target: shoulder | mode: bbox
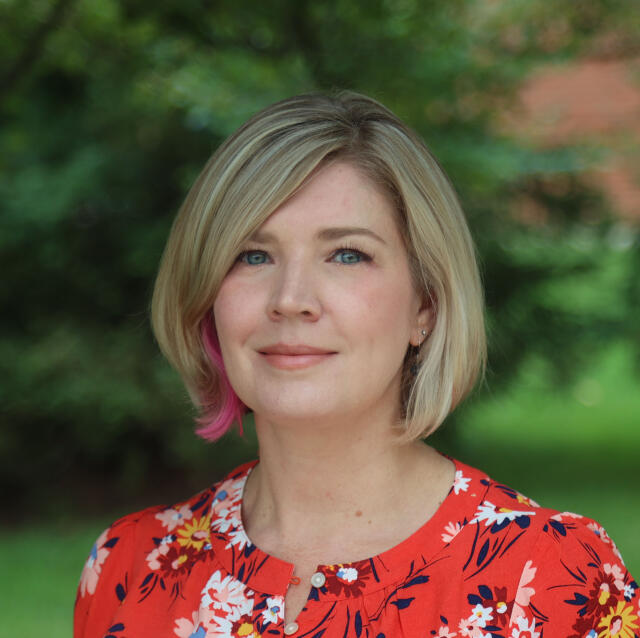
[74,460,256,638]
[453,461,638,635]
[80,459,256,579]
[478,470,627,562]
[74,504,163,637]
[463,463,630,567]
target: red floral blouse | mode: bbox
[74,456,638,638]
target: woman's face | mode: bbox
[213,161,432,430]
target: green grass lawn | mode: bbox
[0,520,111,637]
[2,346,638,636]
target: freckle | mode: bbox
[355,510,362,517]
[367,519,372,525]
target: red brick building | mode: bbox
[504,54,640,220]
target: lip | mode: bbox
[259,352,336,370]
[257,344,337,370]
[258,343,336,355]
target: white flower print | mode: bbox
[442,521,463,543]
[436,626,457,637]
[469,603,493,628]
[336,567,358,583]
[457,617,490,638]
[613,544,623,562]
[146,542,170,570]
[208,606,256,638]
[457,618,476,637]
[156,504,193,532]
[200,570,253,614]
[210,474,247,538]
[604,563,626,591]
[549,511,581,521]
[510,615,540,638]
[225,527,252,551]
[212,512,242,535]
[471,501,536,527]
[261,596,285,624]
[210,478,244,519]
[173,609,215,638]
[145,533,174,569]
[587,521,609,537]
[79,528,111,596]
[586,521,623,560]
[452,470,471,495]
[624,583,637,601]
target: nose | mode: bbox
[266,258,321,321]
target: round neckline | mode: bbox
[208,454,491,598]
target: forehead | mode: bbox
[249,161,403,244]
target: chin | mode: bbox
[252,400,344,429]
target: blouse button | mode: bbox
[310,571,326,587]
[284,621,299,635]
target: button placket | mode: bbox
[281,570,326,636]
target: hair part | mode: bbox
[150,91,486,442]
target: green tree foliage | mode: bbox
[1,0,637,512]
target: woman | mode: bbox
[75,92,638,638]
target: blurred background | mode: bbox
[1,0,638,634]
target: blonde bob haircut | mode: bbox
[151,91,486,443]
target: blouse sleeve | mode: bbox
[507,512,639,637]
[73,515,138,638]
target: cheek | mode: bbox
[359,277,414,334]
[347,277,414,366]
[212,279,258,347]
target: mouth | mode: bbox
[258,352,336,370]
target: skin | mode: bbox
[213,161,455,625]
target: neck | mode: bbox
[241,409,452,560]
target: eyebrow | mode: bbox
[247,226,388,246]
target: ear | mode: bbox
[411,289,436,346]
[416,290,437,334]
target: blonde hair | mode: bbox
[151,91,486,442]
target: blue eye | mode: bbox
[333,247,370,264]
[237,250,268,265]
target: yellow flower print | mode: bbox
[233,620,261,637]
[515,493,539,507]
[598,582,613,607]
[177,514,211,551]
[598,601,638,638]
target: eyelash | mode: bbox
[235,243,373,266]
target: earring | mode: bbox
[410,330,427,377]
